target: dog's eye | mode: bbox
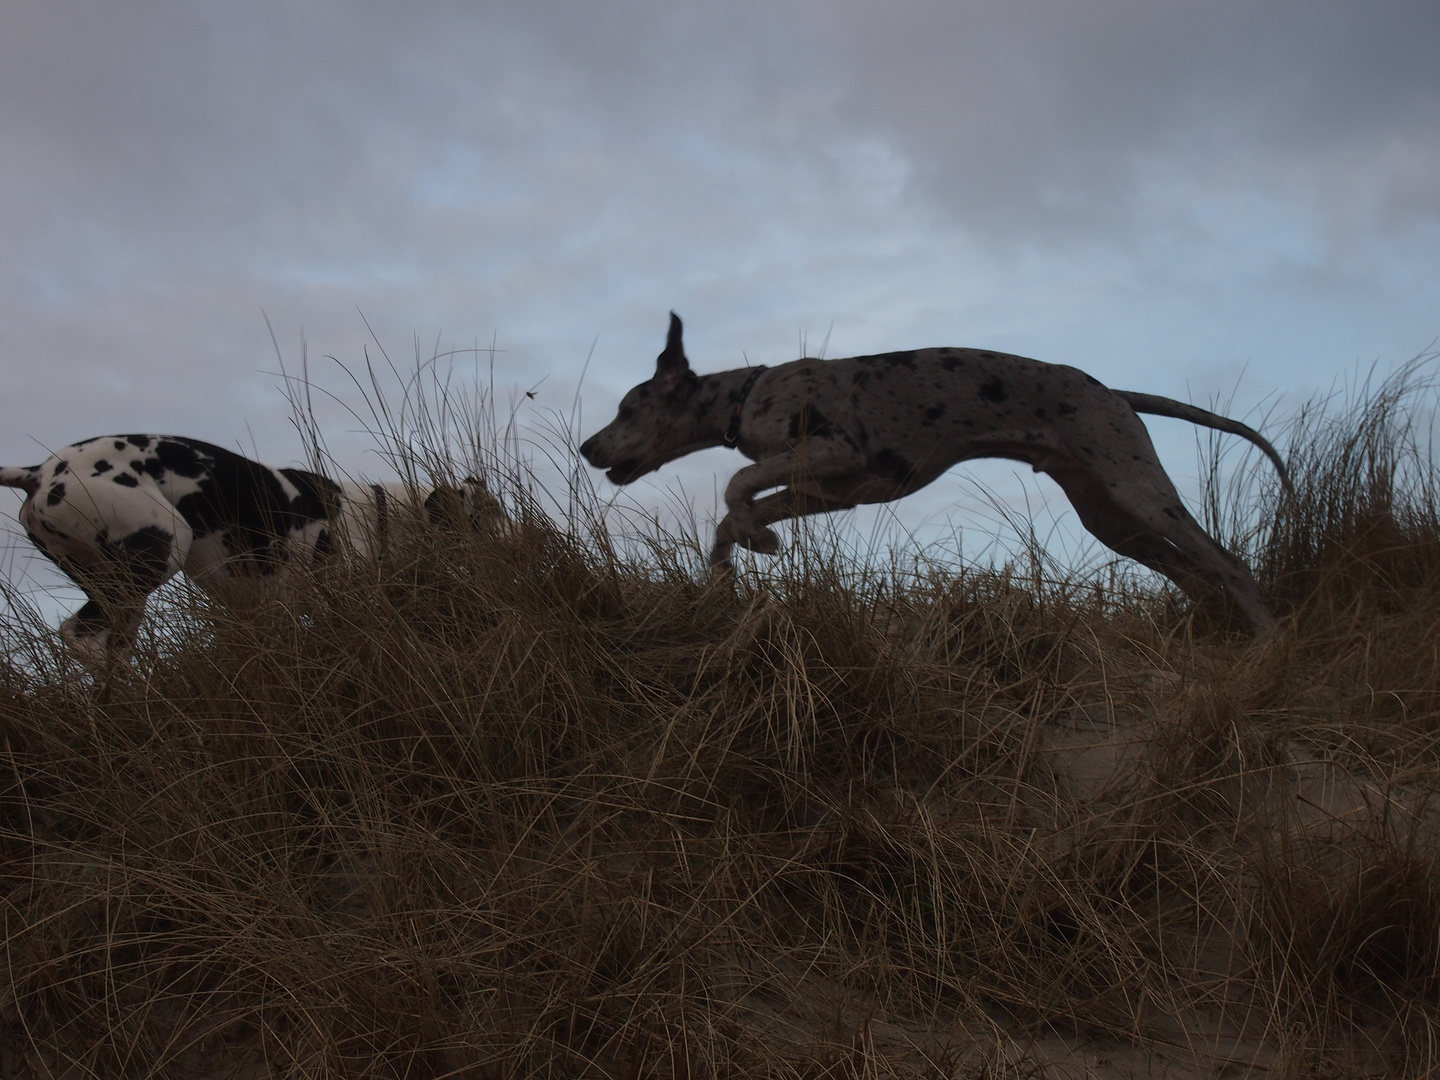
[617,406,634,421]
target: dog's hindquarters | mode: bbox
[2,438,525,664]
[17,468,194,662]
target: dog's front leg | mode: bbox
[711,443,865,568]
[60,599,148,668]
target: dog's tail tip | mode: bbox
[1274,459,1296,496]
[0,466,42,495]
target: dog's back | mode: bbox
[736,348,1140,496]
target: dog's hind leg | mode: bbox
[24,477,194,663]
[58,520,193,662]
[1046,460,1276,635]
[60,597,150,668]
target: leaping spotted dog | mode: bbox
[1,435,497,663]
[581,313,1289,636]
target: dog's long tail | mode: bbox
[1116,391,1292,493]
[0,466,41,496]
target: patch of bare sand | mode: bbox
[980,698,1423,1079]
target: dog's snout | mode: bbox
[579,434,600,463]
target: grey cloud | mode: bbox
[1,2,827,318]
[807,0,1440,238]
[2,1,1436,444]
[6,1,1437,281]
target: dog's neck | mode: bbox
[693,365,769,447]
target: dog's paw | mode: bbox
[717,513,779,555]
[708,555,737,585]
[60,623,114,670]
[709,536,736,568]
[736,526,780,554]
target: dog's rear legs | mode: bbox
[1046,463,1277,636]
[31,482,196,665]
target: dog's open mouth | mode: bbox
[606,461,649,485]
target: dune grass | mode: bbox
[2,358,1440,1078]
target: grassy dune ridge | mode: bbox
[1,357,1439,1078]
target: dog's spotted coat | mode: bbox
[1,435,492,662]
[581,313,1289,635]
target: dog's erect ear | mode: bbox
[654,311,693,395]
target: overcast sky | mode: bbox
[3,2,1439,608]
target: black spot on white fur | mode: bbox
[108,525,176,591]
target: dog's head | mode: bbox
[580,312,712,485]
[423,476,507,530]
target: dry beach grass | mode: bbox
[2,357,1439,1077]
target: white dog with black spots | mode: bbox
[2,435,496,663]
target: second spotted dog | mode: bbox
[1,434,498,663]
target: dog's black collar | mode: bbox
[722,365,767,448]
